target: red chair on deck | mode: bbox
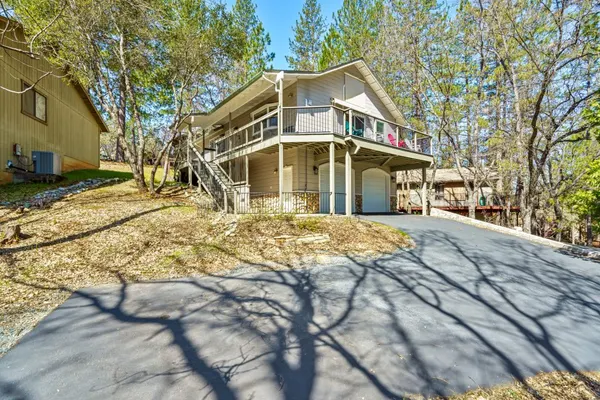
[388,133,409,149]
[387,133,397,147]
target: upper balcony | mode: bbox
[213,105,432,160]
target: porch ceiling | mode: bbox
[215,134,432,171]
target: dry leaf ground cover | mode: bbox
[416,370,600,400]
[0,178,411,355]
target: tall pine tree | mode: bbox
[230,0,274,87]
[286,0,326,71]
[318,0,382,69]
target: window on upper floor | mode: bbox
[22,81,47,123]
[252,103,278,135]
[344,73,365,108]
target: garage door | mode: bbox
[362,168,389,213]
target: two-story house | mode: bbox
[1,16,108,184]
[180,59,433,215]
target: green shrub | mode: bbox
[296,217,321,232]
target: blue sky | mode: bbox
[225,0,344,69]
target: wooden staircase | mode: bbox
[188,143,235,212]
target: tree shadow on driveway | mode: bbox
[1,227,599,399]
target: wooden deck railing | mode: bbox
[214,109,279,157]
[213,105,432,160]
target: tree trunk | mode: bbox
[553,199,564,242]
[115,137,122,162]
[521,205,533,234]
[504,198,511,227]
[468,194,476,219]
[587,214,593,247]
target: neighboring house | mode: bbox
[0,17,108,184]
[180,59,434,214]
[397,168,520,218]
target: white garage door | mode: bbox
[362,169,389,213]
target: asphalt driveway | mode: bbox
[1,215,599,399]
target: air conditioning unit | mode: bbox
[32,151,61,175]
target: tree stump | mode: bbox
[1,225,21,244]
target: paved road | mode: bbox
[1,216,599,399]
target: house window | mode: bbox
[434,183,445,200]
[344,73,365,107]
[22,81,47,123]
[376,121,384,143]
[252,103,278,136]
[349,115,365,137]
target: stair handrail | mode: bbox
[189,143,230,189]
[214,162,235,186]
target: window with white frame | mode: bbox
[344,73,365,107]
[375,120,384,142]
[434,183,445,200]
[252,103,278,136]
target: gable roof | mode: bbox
[185,58,408,129]
[1,16,109,132]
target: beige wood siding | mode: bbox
[295,146,319,191]
[248,148,298,192]
[203,83,298,145]
[296,65,395,121]
[1,26,102,183]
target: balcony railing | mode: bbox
[213,105,432,159]
[281,106,346,135]
[282,106,431,154]
[214,109,279,157]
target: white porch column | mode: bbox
[278,142,284,212]
[277,73,284,212]
[345,146,352,216]
[329,141,336,215]
[348,110,353,136]
[187,125,192,187]
[421,167,427,216]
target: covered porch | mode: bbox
[222,136,431,215]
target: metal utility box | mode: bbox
[32,151,61,175]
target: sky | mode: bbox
[225,0,344,69]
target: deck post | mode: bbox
[345,146,352,216]
[187,125,192,188]
[330,141,336,215]
[233,189,238,215]
[348,110,353,136]
[278,142,284,212]
[277,72,284,212]
[421,167,427,216]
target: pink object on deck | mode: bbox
[387,133,397,146]
[388,133,409,148]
